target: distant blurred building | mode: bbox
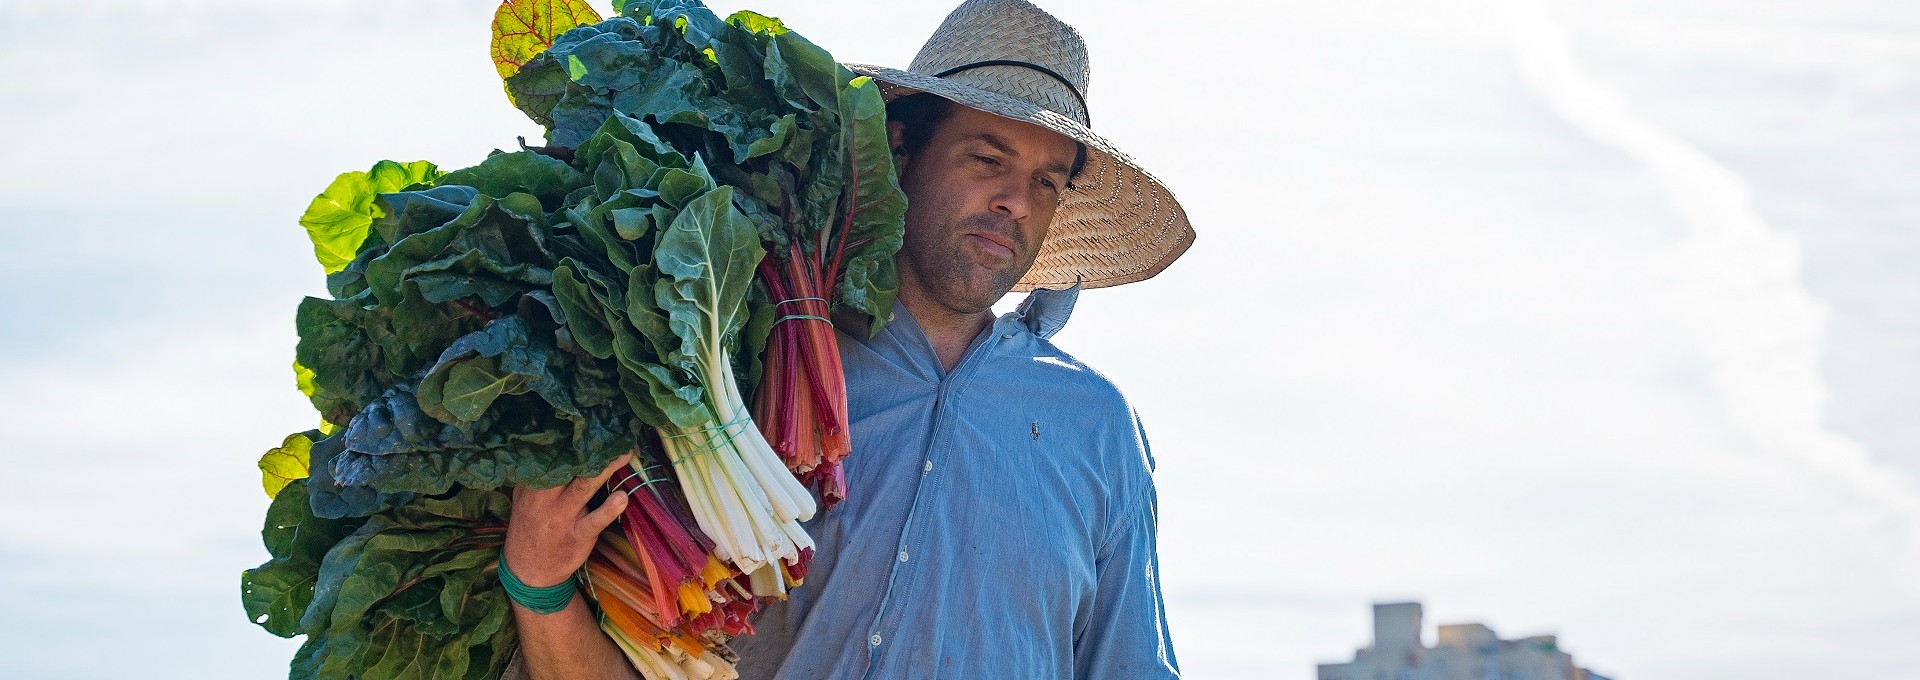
[1317,602,1613,680]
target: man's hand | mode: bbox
[503,454,644,680]
[504,454,632,587]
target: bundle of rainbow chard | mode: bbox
[240,1,903,678]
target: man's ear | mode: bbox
[886,120,907,157]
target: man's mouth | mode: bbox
[967,232,1016,259]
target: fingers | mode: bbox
[581,490,628,534]
[593,453,635,485]
[565,454,634,500]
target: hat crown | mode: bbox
[906,0,1091,126]
[843,0,1194,290]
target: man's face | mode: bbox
[890,104,1079,316]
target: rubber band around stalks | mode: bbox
[663,414,754,465]
[772,297,832,327]
[610,467,677,493]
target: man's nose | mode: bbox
[987,175,1031,223]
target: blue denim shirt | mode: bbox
[732,287,1180,679]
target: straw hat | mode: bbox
[845,0,1194,291]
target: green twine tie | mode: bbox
[666,413,750,465]
[497,549,576,615]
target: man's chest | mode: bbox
[728,322,1154,679]
[795,375,1115,674]
[843,385,1107,566]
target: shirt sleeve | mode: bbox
[1073,480,1181,679]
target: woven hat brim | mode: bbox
[845,63,1194,292]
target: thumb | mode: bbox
[581,491,628,535]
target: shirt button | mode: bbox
[898,550,910,562]
[923,460,933,473]
[870,634,883,647]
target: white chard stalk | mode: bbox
[663,348,815,592]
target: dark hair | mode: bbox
[886,93,956,157]
[885,92,1088,181]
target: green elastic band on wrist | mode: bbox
[498,549,577,615]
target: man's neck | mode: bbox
[897,287,995,373]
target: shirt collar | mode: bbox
[852,283,1083,382]
[1010,282,1081,340]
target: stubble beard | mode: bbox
[900,212,1039,316]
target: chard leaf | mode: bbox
[364,193,553,309]
[293,360,319,398]
[829,75,906,332]
[241,479,367,638]
[437,151,587,211]
[417,315,573,428]
[294,295,394,426]
[611,321,707,429]
[651,186,762,376]
[763,29,838,112]
[308,431,414,520]
[426,358,530,427]
[341,384,446,459]
[337,381,627,495]
[491,0,603,103]
[257,432,313,498]
[578,111,686,168]
[741,282,775,392]
[405,250,548,308]
[299,161,443,274]
[724,9,785,36]
[551,262,618,359]
[654,166,710,208]
[372,185,479,245]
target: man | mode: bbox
[502,0,1194,677]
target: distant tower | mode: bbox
[1373,602,1424,652]
[1317,601,1613,680]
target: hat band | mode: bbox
[931,59,1090,126]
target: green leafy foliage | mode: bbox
[652,185,764,381]
[297,489,515,680]
[249,1,908,677]
[831,75,908,327]
[491,0,603,105]
[242,479,367,638]
[504,1,905,332]
[258,432,314,498]
[299,161,444,274]
[242,479,514,679]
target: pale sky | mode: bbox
[1,0,1916,678]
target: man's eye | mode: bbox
[1038,177,1058,191]
[972,154,999,166]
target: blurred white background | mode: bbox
[1,0,1915,678]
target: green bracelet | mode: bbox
[497,549,577,615]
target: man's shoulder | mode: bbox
[1004,334,1160,488]
[993,333,1139,423]
[1013,331,1117,382]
